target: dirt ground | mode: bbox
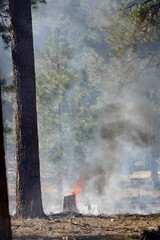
[12,213,160,240]
[10,171,160,239]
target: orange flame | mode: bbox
[68,174,87,196]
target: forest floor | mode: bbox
[11,213,160,240]
[10,171,160,239]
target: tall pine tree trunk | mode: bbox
[0,86,12,239]
[9,0,45,218]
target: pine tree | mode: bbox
[9,0,45,218]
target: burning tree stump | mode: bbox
[63,194,79,213]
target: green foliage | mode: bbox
[0,0,47,47]
[36,28,76,115]
[128,0,160,40]
[127,0,160,23]
[31,0,46,6]
[36,25,101,177]
[73,70,99,143]
[0,0,10,47]
[107,1,160,57]
[36,29,76,172]
[0,78,15,92]
[3,123,12,134]
[0,78,15,138]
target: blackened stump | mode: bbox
[63,195,79,213]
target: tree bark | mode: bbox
[0,86,12,239]
[9,0,45,218]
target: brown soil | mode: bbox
[12,213,160,240]
[10,171,160,239]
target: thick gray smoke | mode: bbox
[32,1,160,215]
[77,87,159,214]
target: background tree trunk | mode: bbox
[149,92,160,190]
[9,0,45,218]
[0,86,12,239]
[150,117,160,189]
